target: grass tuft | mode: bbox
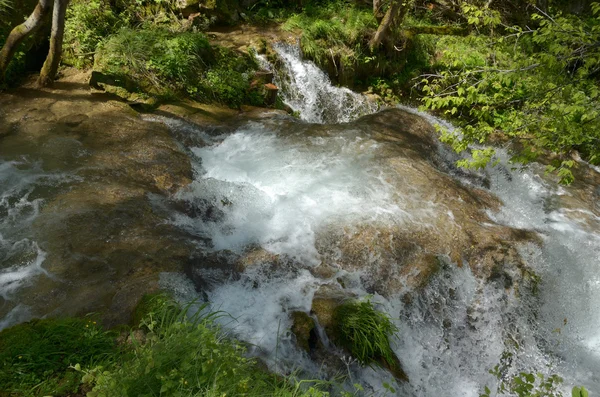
[333,299,398,367]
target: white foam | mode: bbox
[273,43,378,124]
[175,122,432,265]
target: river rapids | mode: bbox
[0,44,599,396]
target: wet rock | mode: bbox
[184,251,238,293]
[58,113,89,127]
[253,70,274,85]
[310,286,409,383]
[310,284,352,332]
[289,108,543,297]
[290,311,317,353]
[0,71,194,325]
[235,247,281,272]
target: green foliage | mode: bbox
[64,0,122,68]
[0,296,338,397]
[284,2,378,84]
[481,352,589,397]
[0,0,12,14]
[95,27,261,107]
[333,299,398,367]
[419,4,600,183]
[80,298,331,397]
[282,1,433,90]
[572,386,589,397]
[0,317,117,396]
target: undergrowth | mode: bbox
[0,316,118,396]
[94,28,263,107]
[282,1,434,96]
[0,294,334,397]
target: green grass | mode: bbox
[94,27,264,107]
[0,294,335,397]
[0,316,118,396]
[332,299,398,367]
[281,1,434,94]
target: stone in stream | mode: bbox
[309,285,409,382]
[290,311,317,353]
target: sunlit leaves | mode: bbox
[419,6,600,183]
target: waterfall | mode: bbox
[268,43,378,124]
[157,45,600,395]
[0,40,597,397]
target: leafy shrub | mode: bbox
[0,317,117,396]
[95,28,213,96]
[64,0,122,68]
[419,7,600,182]
[332,299,398,367]
[95,27,261,107]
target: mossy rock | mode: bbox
[290,311,316,353]
[332,300,409,382]
[311,291,409,383]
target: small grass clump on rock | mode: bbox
[333,299,398,367]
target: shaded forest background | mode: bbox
[1,0,599,179]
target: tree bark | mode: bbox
[38,0,69,87]
[369,0,411,52]
[0,0,52,80]
[373,0,384,23]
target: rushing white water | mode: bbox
[484,153,600,391]
[172,122,435,266]
[270,43,378,124]
[155,45,600,396]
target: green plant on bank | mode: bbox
[283,2,376,83]
[282,1,434,91]
[94,27,262,107]
[0,294,341,397]
[77,295,333,397]
[333,299,398,368]
[64,0,122,68]
[419,3,600,184]
[0,316,118,396]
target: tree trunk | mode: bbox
[373,0,384,22]
[38,0,69,87]
[369,0,411,52]
[0,0,52,79]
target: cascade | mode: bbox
[267,43,378,124]
[161,45,600,395]
[0,43,598,397]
